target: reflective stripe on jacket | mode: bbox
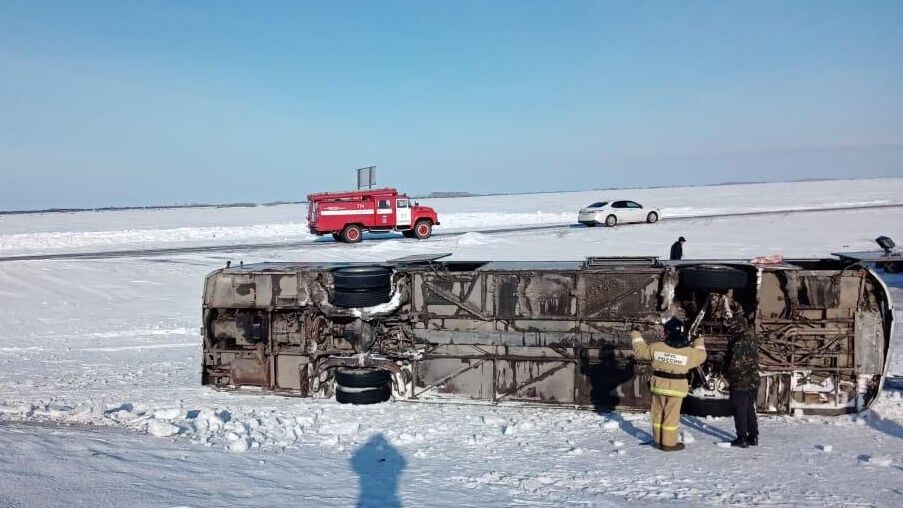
[631,330,707,398]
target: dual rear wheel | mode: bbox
[331,266,392,308]
[335,367,392,405]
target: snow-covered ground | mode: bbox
[1,177,901,256]
[1,179,902,507]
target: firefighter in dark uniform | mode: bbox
[725,312,760,447]
[631,318,706,451]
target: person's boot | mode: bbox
[747,433,758,446]
[660,442,685,452]
[730,437,749,448]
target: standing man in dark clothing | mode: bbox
[670,237,686,260]
[725,312,760,448]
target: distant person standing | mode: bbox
[670,237,686,260]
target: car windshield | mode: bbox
[586,202,608,208]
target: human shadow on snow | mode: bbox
[599,410,653,444]
[680,415,735,442]
[350,433,407,508]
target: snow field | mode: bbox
[4,395,901,506]
[0,179,902,506]
[1,178,901,256]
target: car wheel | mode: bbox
[335,367,392,388]
[681,395,733,417]
[646,212,658,224]
[335,383,391,405]
[680,265,748,292]
[341,224,363,243]
[605,215,617,227]
[413,220,432,239]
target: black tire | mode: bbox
[335,367,391,388]
[681,395,733,417]
[646,212,658,224]
[413,220,432,239]
[680,265,748,292]
[335,383,391,405]
[333,266,391,289]
[401,230,416,238]
[331,233,341,242]
[341,224,363,243]
[605,215,617,227]
[332,287,391,308]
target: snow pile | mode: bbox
[148,420,180,437]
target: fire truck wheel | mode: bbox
[331,233,341,242]
[335,383,391,405]
[332,266,391,289]
[335,367,391,388]
[341,224,363,243]
[413,220,432,240]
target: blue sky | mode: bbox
[1,1,901,209]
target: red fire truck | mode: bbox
[307,188,440,243]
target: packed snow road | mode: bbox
[1,179,902,507]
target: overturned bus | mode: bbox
[201,253,896,416]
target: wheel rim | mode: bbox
[417,224,429,237]
[347,228,359,241]
[606,216,616,226]
[649,213,657,222]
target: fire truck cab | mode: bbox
[307,188,440,243]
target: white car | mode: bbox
[577,200,660,227]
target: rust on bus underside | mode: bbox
[200,255,895,415]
